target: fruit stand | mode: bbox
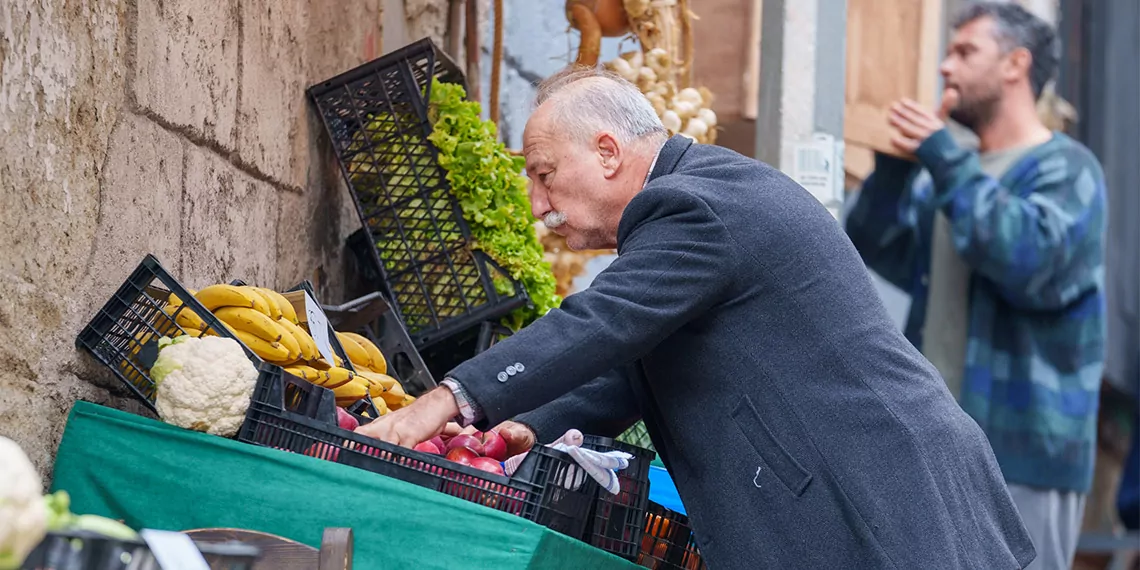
[48,402,639,569]
[2,8,712,566]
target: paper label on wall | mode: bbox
[792,133,844,209]
[140,529,210,570]
[304,290,337,365]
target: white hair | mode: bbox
[534,66,667,148]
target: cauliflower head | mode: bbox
[152,335,259,437]
[0,436,47,570]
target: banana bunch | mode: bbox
[159,284,371,410]
[330,331,417,413]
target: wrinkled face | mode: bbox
[523,103,628,251]
[940,17,1010,131]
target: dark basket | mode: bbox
[417,320,513,380]
[22,529,260,570]
[581,435,655,561]
[75,255,262,411]
[237,364,597,538]
[313,39,530,349]
[638,502,707,570]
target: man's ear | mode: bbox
[1005,47,1033,84]
[596,132,622,179]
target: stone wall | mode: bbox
[0,0,450,482]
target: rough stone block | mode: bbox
[305,0,383,84]
[134,0,239,149]
[275,114,362,301]
[85,114,186,297]
[181,146,279,289]
[237,0,309,189]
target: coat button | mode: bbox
[506,365,518,376]
[921,274,930,286]
[514,362,525,373]
[497,372,508,383]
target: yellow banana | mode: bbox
[356,370,398,391]
[284,365,328,384]
[323,366,356,389]
[339,332,387,375]
[214,307,283,343]
[178,327,205,337]
[335,332,373,369]
[266,289,299,324]
[272,320,302,361]
[277,318,317,360]
[332,377,369,404]
[232,329,290,362]
[172,306,208,331]
[194,284,259,312]
[166,289,195,310]
[379,381,408,408]
[355,373,387,398]
[248,287,282,320]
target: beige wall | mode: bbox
[0,0,451,482]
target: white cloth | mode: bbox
[502,429,633,495]
[1007,483,1086,570]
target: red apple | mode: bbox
[480,430,508,461]
[445,434,484,456]
[413,441,441,455]
[336,408,359,431]
[446,446,478,466]
[304,442,340,462]
[470,456,505,476]
[429,436,446,452]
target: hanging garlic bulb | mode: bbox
[607,57,636,82]
[646,48,670,76]
[646,92,668,116]
[660,109,682,133]
[697,107,718,128]
[682,117,709,138]
[672,100,698,120]
[637,67,657,90]
[676,87,703,106]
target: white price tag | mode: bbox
[140,529,210,570]
[304,290,338,365]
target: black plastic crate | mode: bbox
[638,502,706,570]
[417,320,514,380]
[581,436,655,561]
[314,39,530,349]
[237,364,597,538]
[22,529,260,570]
[75,255,262,411]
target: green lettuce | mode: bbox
[426,79,561,330]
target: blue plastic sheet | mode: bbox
[647,465,687,515]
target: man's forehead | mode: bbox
[953,17,996,46]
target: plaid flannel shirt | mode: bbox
[846,128,1107,493]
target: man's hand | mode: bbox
[354,387,459,448]
[888,90,958,155]
[493,421,537,458]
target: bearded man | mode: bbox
[846,3,1107,569]
[357,60,1037,567]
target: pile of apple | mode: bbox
[413,429,508,476]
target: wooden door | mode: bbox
[844,0,944,177]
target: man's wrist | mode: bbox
[440,378,483,427]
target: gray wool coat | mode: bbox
[448,136,1037,569]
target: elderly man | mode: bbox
[357,66,1036,568]
[846,5,1107,569]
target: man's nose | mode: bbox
[939,58,953,79]
[530,188,551,219]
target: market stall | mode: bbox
[2,1,718,565]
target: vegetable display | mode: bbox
[427,78,561,330]
[1,437,138,570]
[159,283,415,418]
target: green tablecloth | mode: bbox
[50,402,639,570]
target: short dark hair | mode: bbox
[953,2,1059,99]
